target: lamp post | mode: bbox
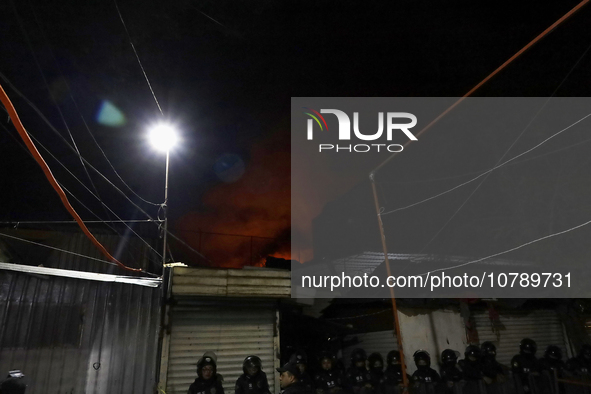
[148,124,178,267]
[149,123,179,391]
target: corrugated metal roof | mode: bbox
[172,267,290,297]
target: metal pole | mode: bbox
[158,149,172,390]
[370,174,409,391]
[162,149,170,266]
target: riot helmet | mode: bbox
[387,350,401,366]
[414,350,431,368]
[465,345,481,361]
[481,342,497,357]
[441,349,458,366]
[580,344,591,360]
[292,350,308,366]
[368,353,384,370]
[544,345,562,360]
[197,351,218,379]
[351,348,367,368]
[243,355,262,375]
[520,338,537,356]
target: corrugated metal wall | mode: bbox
[165,298,279,394]
[0,230,163,393]
[473,309,568,367]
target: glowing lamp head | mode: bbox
[148,124,178,152]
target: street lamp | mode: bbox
[148,123,179,267]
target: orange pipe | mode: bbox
[0,83,142,273]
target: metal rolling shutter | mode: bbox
[343,330,398,368]
[473,309,568,367]
[166,299,278,394]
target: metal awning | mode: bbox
[0,261,161,287]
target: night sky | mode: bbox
[1,0,590,268]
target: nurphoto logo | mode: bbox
[303,107,417,153]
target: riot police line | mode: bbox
[183,340,591,394]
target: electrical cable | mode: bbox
[381,110,591,216]
[0,121,163,263]
[27,0,161,207]
[0,70,160,225]
[369,4,590,379]
[0,83,144,273]
[11,0,116,228]
[377,134,591,186]
[0,232,119,268]
[370,0,590,176]
[113,0,163,116]
[417,40,591,253]
[0,78,211,263]
[416,214,591,277]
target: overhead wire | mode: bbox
[416,214,591,277]
[0,71,160,226]
[0,232,160,278]
[0,120,164,264]
[26,0,161,208]
[0,83,146,274]
[381,110,591,216]
[11,0,116,229]
[416,39,591,253]
[369,0,590,176]
[0,71,212,264]
[112,0,163,116]
[377,134,591,186]
[0,232,118,268]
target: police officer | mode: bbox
[368,353,384,392]
[315,352,347,394]
[347,349,372,394]
[278,361,314,394]
[411,350,440,387]
[290,350,314,390]
[235,356,271,394]
[539,346,565,375]
[511,338,540,393]
[188,352,225,394]
[381,351,407,394]
[458,345,482,381]
[480,342,505,384]
[539,346,566,393]
[566,344,591,377]
[0,371,26,394]
[440,349,463,391]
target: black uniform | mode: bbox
[411,367,441,385]
[235,371,271,394]
[190,352,225,394]
[290,351,314,391]
[347,366,372,393]
[188,376,225,394]
[440,349,463,391]
[511,339,539,393]
[566,345,591,377]
[539,346,565,378]
[480,342,505,383]
[347,349,372,394]
[284,382,315,394]
[368,353,385,393]
[411,350,440,386]
[299,372,315,391]
[380,351,407,394]
[458,346,482,381]
[315,369,347,394]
